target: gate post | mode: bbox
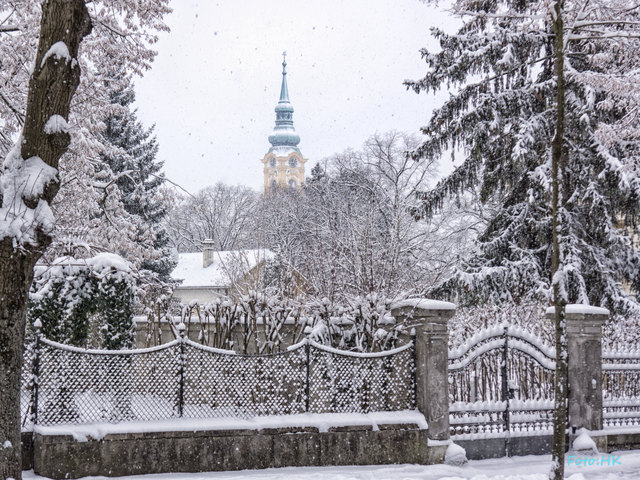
[391,299,456,441]
[546,304,608,431]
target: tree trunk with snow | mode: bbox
[550,1,568,479]
[0,1,91,478]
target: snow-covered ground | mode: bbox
[23,449,640,480]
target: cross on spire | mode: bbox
[282,51,287,75]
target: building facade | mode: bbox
[261,53,307,192]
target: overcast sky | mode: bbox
[134,0,455,194]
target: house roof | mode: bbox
[172,249,275,288]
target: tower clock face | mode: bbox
[269,158,276,168]
[288,157,298,167]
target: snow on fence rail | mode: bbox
[21,333,415,427]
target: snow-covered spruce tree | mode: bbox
[309,162,327,183]
[406,1,640,477]
[99,71,175,284]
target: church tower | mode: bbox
[262,53,307,192]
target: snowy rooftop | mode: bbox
[172,249,275,288]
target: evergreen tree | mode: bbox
[407,1,640,476]
[100,72,176,283]
[308,162,326,183]
[409,1,640,318]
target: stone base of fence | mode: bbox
[29,425,446,479]
[456,436,554,460]
[22,432,34,470]
[454,431,640,461]
[606,431,640,452]
[22,428,640,475]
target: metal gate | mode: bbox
[448,326,556,447]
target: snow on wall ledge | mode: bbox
[34,410,428,442]
[390,298,457,311]
[545,304,610,316]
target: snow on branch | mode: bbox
[0,25,20,33]
[40,41,71,68]
[43,115,70,135]
[0,140,58,244]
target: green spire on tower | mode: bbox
[268,51,301,153]
[279,51,290,103]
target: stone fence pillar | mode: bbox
[546,304,609,431]
[391,299,456,441]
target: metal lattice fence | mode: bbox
[21,337,35,429]
[182,341,308,418]
[21,333,415,426]
[308,341,415,413]
[37,339,181,425]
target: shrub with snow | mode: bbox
[29,254,136,349]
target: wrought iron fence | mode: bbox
[21,331,415,427]
[449,326,640,438]
[602,349,640,428]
